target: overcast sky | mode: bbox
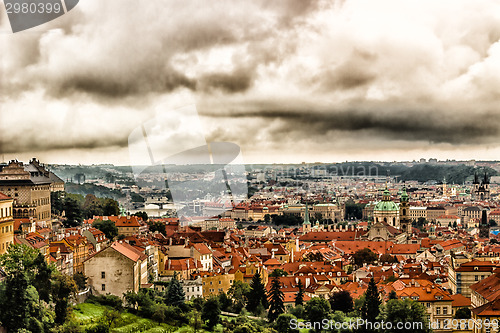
[2,0,500,165]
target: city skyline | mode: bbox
[3,0,500,165]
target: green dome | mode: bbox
[374,200,399,212]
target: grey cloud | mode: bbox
[203,105,500,146]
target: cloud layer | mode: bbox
[2,0,500,164]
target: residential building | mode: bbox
[84,241,148,297]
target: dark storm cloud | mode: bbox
[0,132,129,154]
[203,106,500,145]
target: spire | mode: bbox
[474,172,479,184]
[400,186,409,203]
[303,203,311,225]
[382,187,391,202]
[483,171,489,185]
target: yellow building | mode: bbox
[0,192,14,254]
[200,272,235,297]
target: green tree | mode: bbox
[353,248,378,267]
[166,272,185,306]
[304,298,331,332]
[102,198,120,216]
[218,292,233,312]
[380,298,431,333]
[189,309,203,333]
[361,277,381,324]
[329,290,353,313]
[0,271,31,332]
[454,307,471,319]
[33,252,54,302]
[228,280,250,312]
[274,313,299,333]
[148,220,166,235]
[267,276,285,322]
[202,296,221,330]
[73,272,88,290]
[295,280,304,306]
[247,271,267,313]
[83,194,104,218]
[269,269,288,277]
[64,196,84,227]
[52,273,78,324]
[388,290,398,300]
[93,219,118,240]
[0,243,39,276]
[133,211,148,221]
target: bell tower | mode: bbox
[399,186,411,240]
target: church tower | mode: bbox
[302,203,311,233]
[399,187,411,239]
[479,209,490,239]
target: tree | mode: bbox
[247,271,267,313]
[64,196,84,227]
[52,273,78,324]
[269,269,288,277]
[295,280,304,306]
[353,248,378,267]
[83,194,104,218]
[189,310,203,333]
[267,276,285,322]
[202,296,221,330]
[134,211,148,221]
[274,314,299,333]
[32,252,54,302]
[218,292,232,312]
[93,219,118,240]
[73,272,88,290]
[379,254,398,264]
[0,243,39,276]
[228,280,250,312]
[388,290,398,300]
[166,272,185,306]
[361,277,381,324]
[102,198,120,216]
[304,298,331,332]
[380,299,431,333]
[329,290,353,313]
[454,307,471,319]
[148,220,166,235]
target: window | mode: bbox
[443,307,448,315]
[436,307,440,315]
[475,275,479,281]
[101,272,105,279]
[219,280,221,284]
[426,303,430,308]
[101,284,106,291]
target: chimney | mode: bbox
[168,259,171,270]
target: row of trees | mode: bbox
[51,192,120,227]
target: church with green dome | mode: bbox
[373,188,400,228]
